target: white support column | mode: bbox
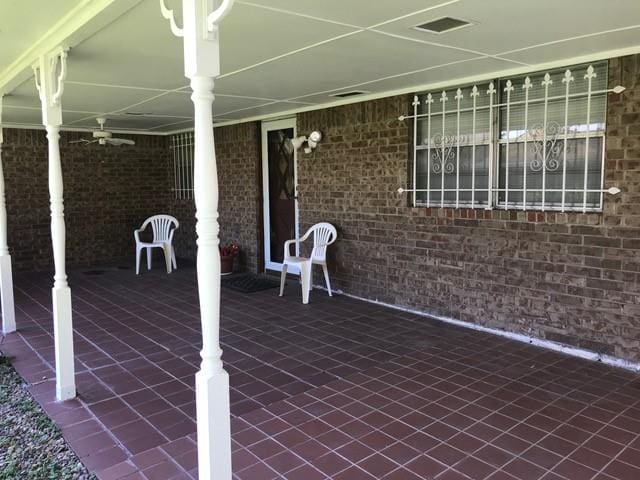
[34,50,75,401]
[160,1,234,479]
[0,96,16,335]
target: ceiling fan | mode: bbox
[70,117,135,146]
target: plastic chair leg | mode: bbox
[147,248,152,270]
[322,264,332,297]
[171,247,177,269]
[279,264,288,297]
[136,246,141,275]
[163,245,172,273]
[300,262,311,304]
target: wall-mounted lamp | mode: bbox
[290,131,322,154]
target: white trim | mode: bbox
[321,286,640,373]
[261,118,299,274]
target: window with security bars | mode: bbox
[409,61,612,212]
[171,132,194,200]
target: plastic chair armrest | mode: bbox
[283,239,297,259]
[299,230,312,242]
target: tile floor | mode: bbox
[1,266,639,480]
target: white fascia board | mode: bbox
[0,0,143,95]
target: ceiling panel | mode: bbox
[63,84,164,114]
[238,0,454,28]
[2,106,94,127]
[216,30,479,99]
[151,119,195,132]
[64,0,185,90]
[150,118,246,132]
[63,0,359,90]
[376,0,640,56]
[293,57,518,104]
[5,77,164,114]
[217,101,313,120]
[0,0,80,71]
[501,27,640,66]
[219,2,358,73]
[120,91,277,118]
[2,77,40,108]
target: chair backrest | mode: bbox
[308,222,337,261]
[141,215,179,242]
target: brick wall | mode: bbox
[2,121,262,274]
[169,122,262,272]
[1,129,171,272]
[296,54,640,364]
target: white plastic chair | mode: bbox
[279,222,337,304]
[134,215,179,274]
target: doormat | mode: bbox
[222,273,280,293]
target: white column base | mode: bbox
[196,368,231,480]
[0,254,15,334]
[52,286,75,401]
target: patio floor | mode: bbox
[1,265,640,480]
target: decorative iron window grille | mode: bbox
[408,61,614,212]
[171,132,194,200]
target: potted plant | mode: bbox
[219,243,239,275]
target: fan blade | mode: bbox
[105,137,135,146]
[68,138,93,144]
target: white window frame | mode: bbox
[407,61,621,213]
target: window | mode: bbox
[171,132,194,200]
[410,62,610,212]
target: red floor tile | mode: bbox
[5,266,640,479]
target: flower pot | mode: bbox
[220,255,234,275]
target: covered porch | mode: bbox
[3,266,640,479]
[1,0,640,479]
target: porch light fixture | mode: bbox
[290,131,322,154]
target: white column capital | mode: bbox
[33,49,68,127]
[160,0,234,79]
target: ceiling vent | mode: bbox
[414,17,471,34]
[329,90,369,98]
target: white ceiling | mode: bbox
[1,0,640,134]
[0,0,80,64]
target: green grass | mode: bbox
[0,356,97,480]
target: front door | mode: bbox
[261,118,299,273]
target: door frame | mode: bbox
[261,118,299,273]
